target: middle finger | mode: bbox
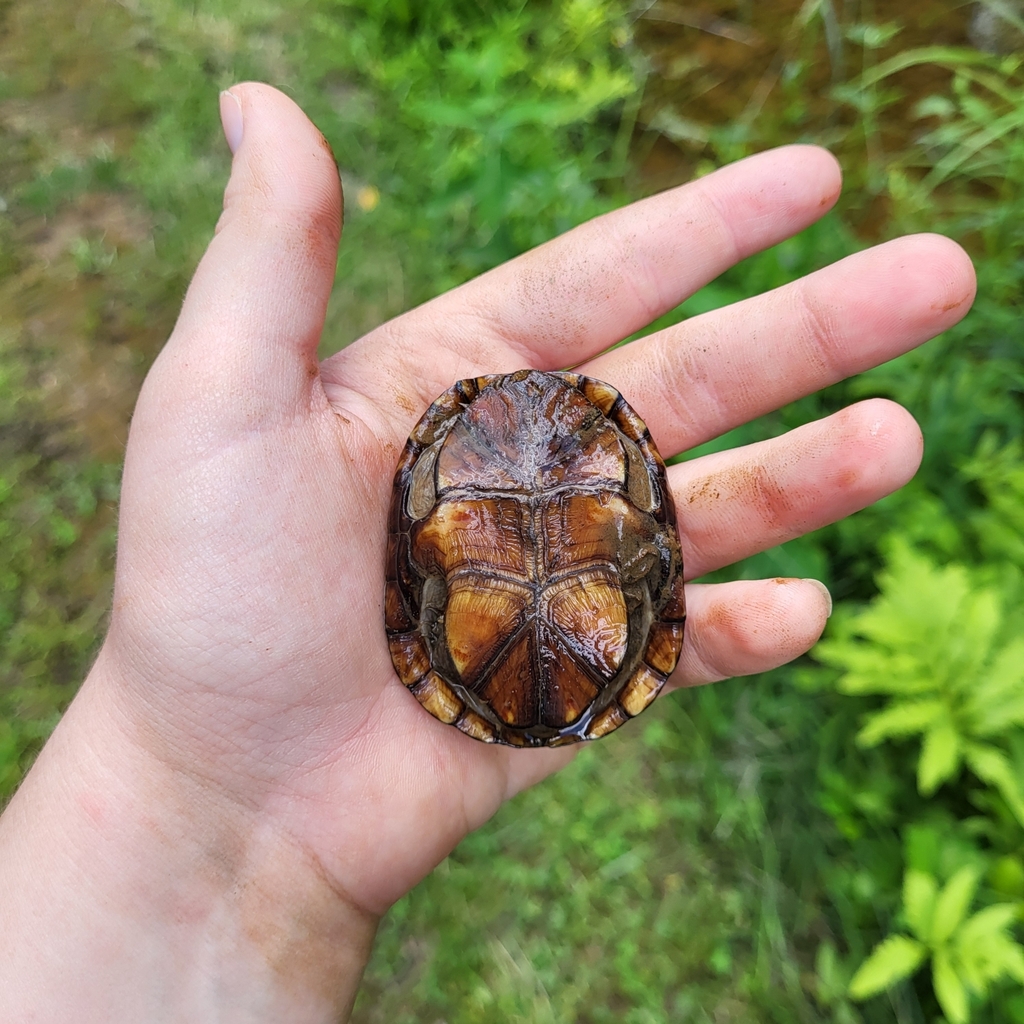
[584,233,974,457]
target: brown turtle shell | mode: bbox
[385,369,685,747]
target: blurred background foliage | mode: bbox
[2,0,1024,1019]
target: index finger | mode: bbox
[328,146,841,413]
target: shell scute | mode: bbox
[479,629,538,726]
[619,664,666,718]
[456,709,498,742]
[585,702,629,739]
[412,671,464,723]
[644,621,687,676]
[384,580,414,632]
[542,493,653,576]
[445,576,529,689]
[388,633,431,687]
[537,627,601,726]
[544,570,628,679]
[539,423,626,490]
[412,498,528,577]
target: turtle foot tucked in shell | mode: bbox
[385,369,685,747]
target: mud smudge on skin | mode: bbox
[937,290,974,313]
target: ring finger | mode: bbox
[666,397,921,579]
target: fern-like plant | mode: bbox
[849,866,1024,1022]
[815,541,1024,823]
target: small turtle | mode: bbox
[385,369,685,747]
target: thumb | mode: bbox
[141,83,342,435]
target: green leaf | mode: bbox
[932,866,980,946]
[818,545,1009,721]
[814,940,853,1004]
[923,104,1024,191]
[933,949,970,1024]
[958,903,1020,943]
[956,905,1024,989]
[857,699,944,747]
[827,646,937,696]
[857,45,993,90]
[848,935,928,999]
[967,638,1024,733]
[963,743,1024,828]
[954,586,1001,681]
[864,545,971,651]
[918,719,961,795]
[1000,939,1024,985]
[903,870,938,943]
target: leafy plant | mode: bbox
[289,0,640,323]
[810,940,863,1024]
[964,435,1024,568]
[849,865,1024,1022]
[817,542,1024,823]
[834,42,1024,263]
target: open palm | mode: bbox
[6,83,973,1019]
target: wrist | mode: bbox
[0,651,377,1023]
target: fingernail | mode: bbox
[219,90,243,154]
[803,578,833,619]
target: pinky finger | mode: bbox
[669,578,832,690]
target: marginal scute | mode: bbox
[549,731,585,747]
[384,580,414,632]
[456,710,498,742]
[645,621,685,676]
[579,376,620,415]
[412,671,464,723]
[661,571,687,623]
[613,401,650,443]
[392,444,420,481]
[388,633,431,687]
[585,703,629,739]
[620,665,666,717]
[385,369,685,747]
[424,388,464,426]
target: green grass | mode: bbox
[358,690,832,1023]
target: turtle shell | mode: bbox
[385,369,685,747]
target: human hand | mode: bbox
[0,83,975,1022]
